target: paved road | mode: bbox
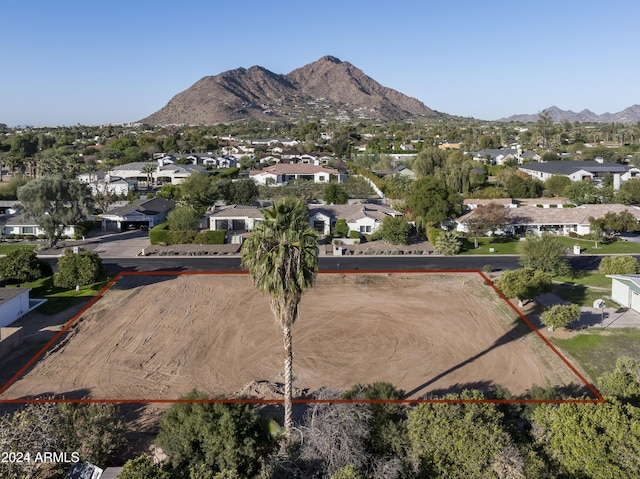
[40,254,622,274]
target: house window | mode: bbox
[22,226,34,234]
[359,225,372,233]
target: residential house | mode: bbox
[2,213,76,238]
[308,203,400,236]
[108,161,208,186]
[249,164,347,186]
[77,171,137,196]
[208,202,400,237]
[455,203,640,237]
[99,197,177,231]
[0,288,40,327]
[518,160,640,189]
[470,148,541,165]
[607,275,640,312]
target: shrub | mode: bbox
[334,219,349,238]
[426,226,442,245]
[0,249,52,285]
[54,249,108,288]
[195,230,226,245]
[149,223,170,245]
[483,264,494,273]
[349,230,360,239]
[599,256,640,274]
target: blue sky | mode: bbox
[2,0,638,126]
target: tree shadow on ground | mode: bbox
[402,318,535,400]
[109,272,183,290]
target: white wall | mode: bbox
[0,290,31,327]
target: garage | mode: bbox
[121,220,150,231]
[608,274,640,311]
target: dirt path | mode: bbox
[1,272,583,403]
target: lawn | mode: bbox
[459,236,640,255]
[552,329,640,382]
[22,276,111,315]
[459,237,521,255]
[551,282,615,308]
[0,243,37,255]
[553,271,611,289]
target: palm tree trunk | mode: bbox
[283,324,293,439]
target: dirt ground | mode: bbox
[1,273,584,403]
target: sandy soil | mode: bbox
[1,272,583,401]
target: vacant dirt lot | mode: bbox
[1,272,583,401]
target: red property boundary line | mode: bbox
[0,269,605,405]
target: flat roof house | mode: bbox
[249,164,346,186]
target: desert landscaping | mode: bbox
[1,272,586,402]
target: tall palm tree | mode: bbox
[240,198,319,439]
[141,163,156,189]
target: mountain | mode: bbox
[500,105,640,124]
[140,56,442,125]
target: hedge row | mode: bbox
[150,223,226,245]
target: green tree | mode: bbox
[56,402,125,465]
[505,175,540,198]
[519,234,570,276]
[464,215,491,249]
[617,177,640,205]
[540,303,581,331]
[532,400,640,478]
[544,175,572,197]
[598,356,640,402]
[179,171,217,212]
[54,248,108,288]
[17,176,93,248]
[240,198,319,438]
[564,181,601,204]
[155,390,272,477]
[590,210,639,233]
[329,464,365,479]
[228,178,259,205]
[498,268,552,307]
[435,230,463,255]
[167,204,201,231]
[0,249,52,286]
[599,256,640,274]
[380,216,409,245]
[406,176,463,225]
[333,218,349,238]
[323,183,348,204]
[412,147,446,177]
[407,390,513,479]
[118,455,172,479]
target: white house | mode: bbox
[2,214,76,238]
[108,162,208,186]
[208,202,399,237]
[308,203,400,235]
[0,288,33,327]
[455,203,640,237]
[100,197,177,231]
[608,275,640,312]
[78,171,137,196]
[249,164,346,186]
[518,160,640,189]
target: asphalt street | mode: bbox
[39,254,619,274]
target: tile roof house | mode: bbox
[455,203,640,237]
[249,164,347,186]
[209,202,399,236]
[2,213,76,238]
[470,148,541,165]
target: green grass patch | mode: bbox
[552,329,640,381]
[23,276,111,315]
[551,282,614,307]
[0,243,37,255]
[553,271,611,289]
[459,237,521,255]
[555,236,640,254]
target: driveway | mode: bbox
[534,292,640,329]
[38,230,150,259]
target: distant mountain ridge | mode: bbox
[140,56,443,125]
[500,105,640,124]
